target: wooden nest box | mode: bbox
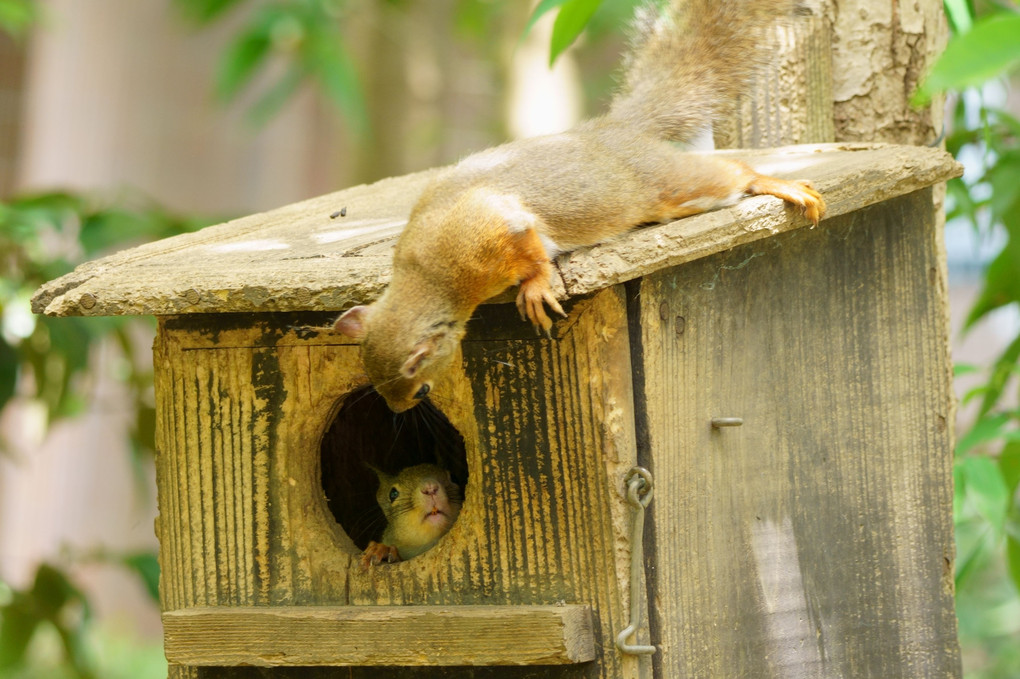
[33,144,963,678]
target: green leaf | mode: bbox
[0,0,37,38]
[174,0,246,23]
[0,337,17,414]
[122,553,160,603]
[246,65,305,128]
[217,26,273,101]
[987,149,1020,222]
[946,176,979,226]
[964,232,1020,330]
[957,413,1011,456]
[523,0,569,39]
[954,459,967,522]
[1000,441,1020,496]
[0,595,38,668]
[977,333,1020,417]
[942,0,973,34]
[79,210,153,256]
[454,0,504,41]
[961,454,1010,533]
[548,0,603,66]
[41,318,92,413]
[916,14,1020,102]
[961,382,990,407]
[1008,530,1020,595]
[31,564,77,618]
[305,33,368,136]
[954,520,995,588]
[990,107,1020,140]
[131,404,157,461]
[954,362,980,377]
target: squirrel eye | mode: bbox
[388,487,399,503]
[414,383,431,399]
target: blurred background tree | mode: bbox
[0,0,1017,677]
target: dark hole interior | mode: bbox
[319,386,468,551]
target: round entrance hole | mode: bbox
[320,385,468,552]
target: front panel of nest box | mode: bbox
[154,288,639,622]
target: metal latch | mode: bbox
[616,467,656,656]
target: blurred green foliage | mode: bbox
[176,0,635,131]
[0,562,166,679]
[0,192,205,676]
[1,192,207,454]
[173,0,369,130]
[0,564,93,677]
[922,0,1020,676]
[0,0,36,38]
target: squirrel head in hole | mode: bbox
[334,299,464,413]
[370,463,463,561]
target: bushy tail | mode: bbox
[607,0,796,143]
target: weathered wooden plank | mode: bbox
[635,189,959,677]
[32,144,959,318]
[163,605,595,666]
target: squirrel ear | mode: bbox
[401,342,434,378]
[334,305,371,339]
[364,463,387,482]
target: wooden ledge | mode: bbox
[32,143,960,318]
[162,604,596,667]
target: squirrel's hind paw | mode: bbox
[747,176,826,226]
[516,277,567,336]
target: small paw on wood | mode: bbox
[361,541,400,568]
[747,176,826,226]
[516,274,567,337]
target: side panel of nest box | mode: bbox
[634,189,959,677]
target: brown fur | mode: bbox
[336,0,825,412]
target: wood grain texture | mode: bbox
[153,289,645,678]
[32,145,958,319]
[162,605,595,666]
[634,189,959,677]
[715,14,835,148]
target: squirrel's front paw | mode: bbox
[516,277,567,337]
[361,541,400,568]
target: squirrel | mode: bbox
[335,0,826,413]
[360,463,463,567]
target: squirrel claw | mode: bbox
[516,277,565,336]
[747,176,827,227]
[361,541,400,569]
[787,180,825,226]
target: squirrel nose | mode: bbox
[421,482,439,496]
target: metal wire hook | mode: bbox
[616,466,656,656]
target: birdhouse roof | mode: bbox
[31,143,960,318]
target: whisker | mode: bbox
[347,507,388,544]
[341,383,380,409]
